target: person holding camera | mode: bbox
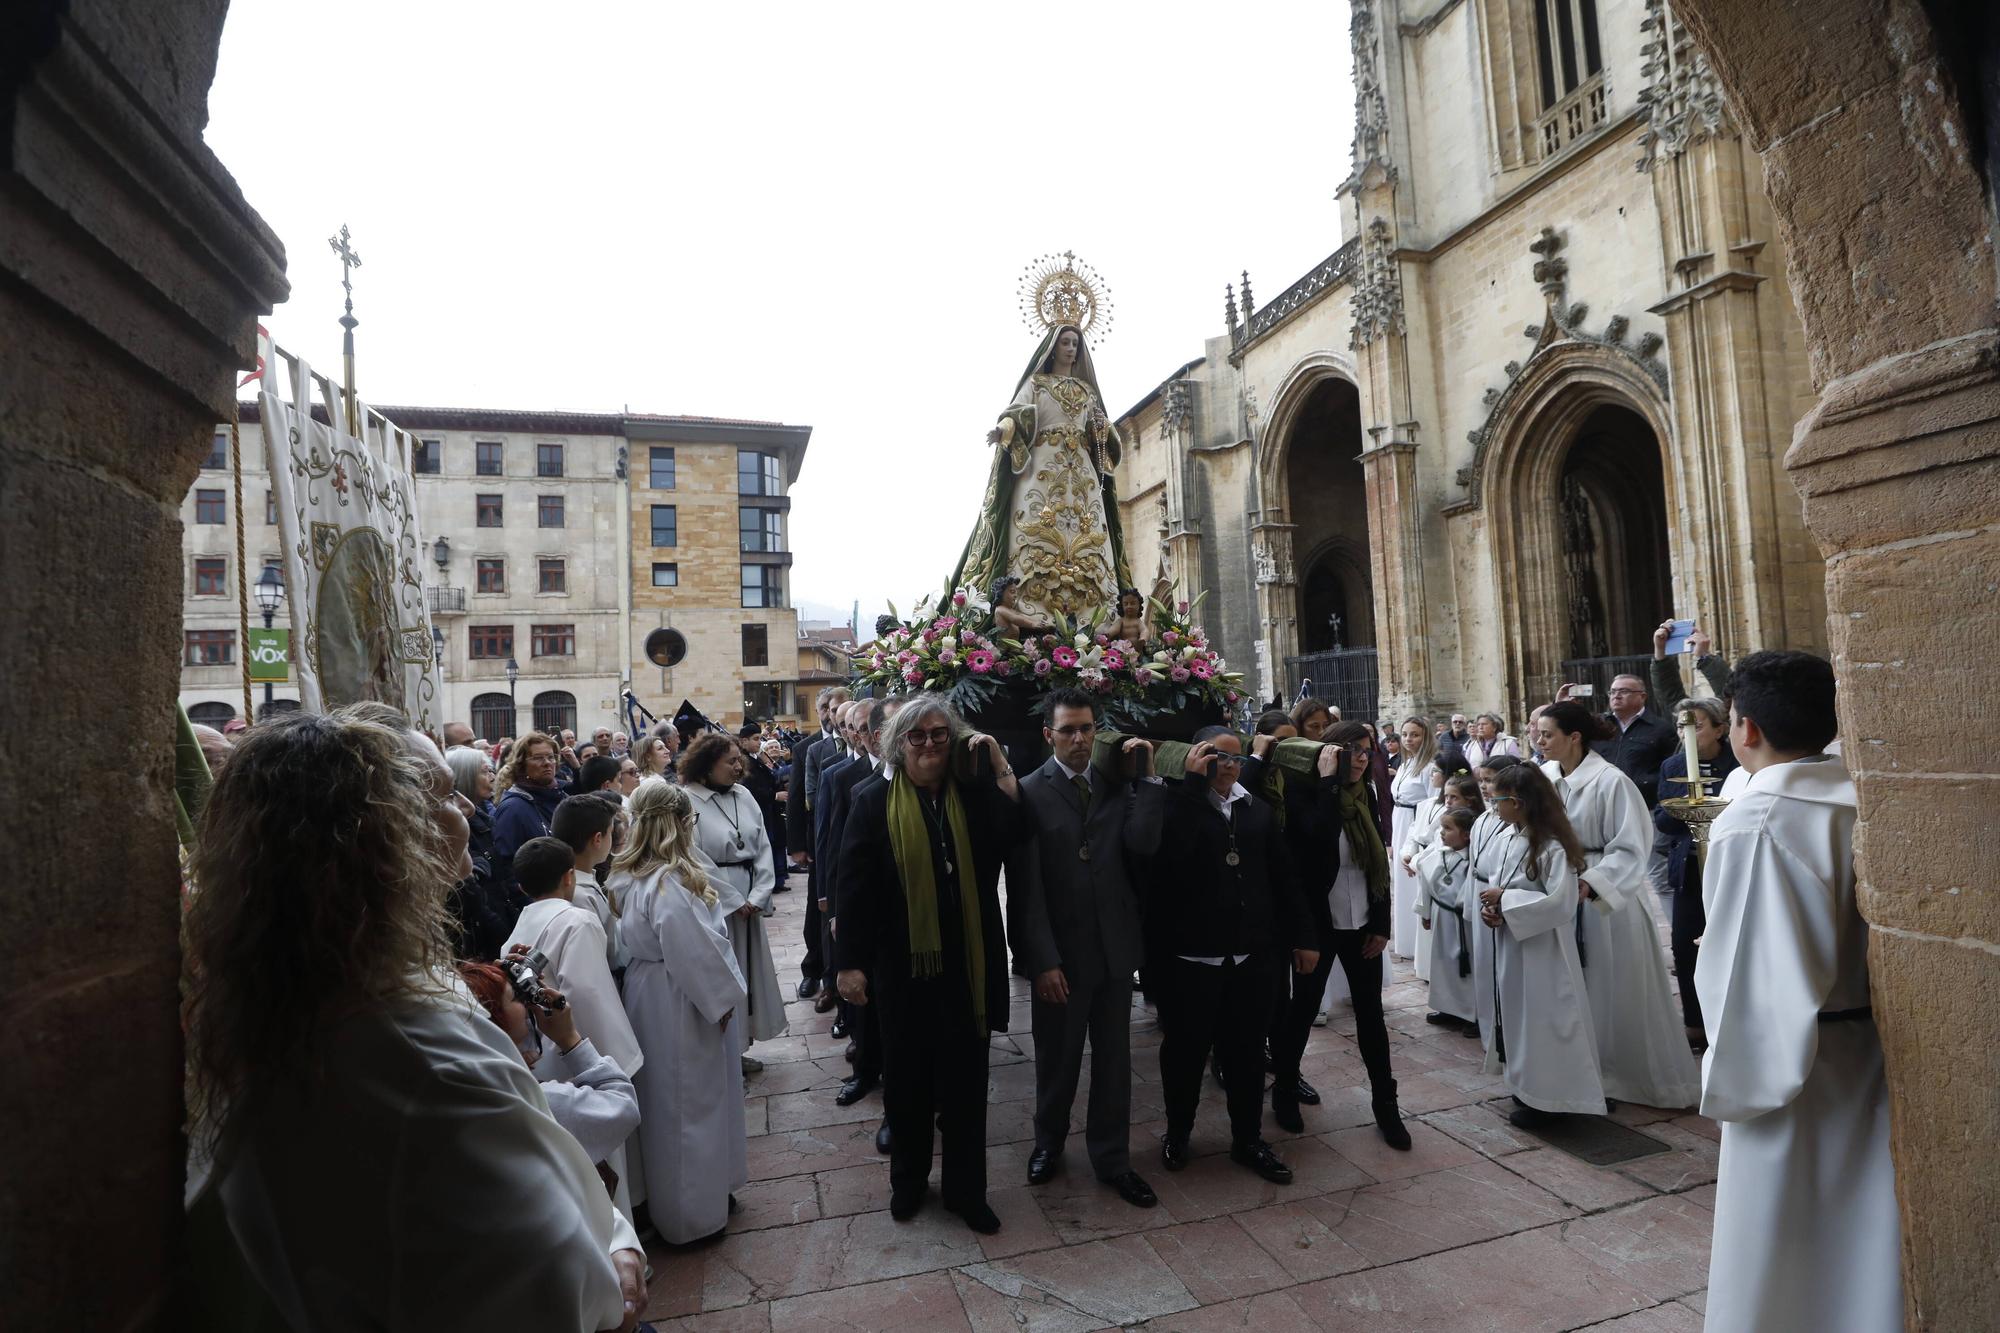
[183,710,646,1332]
[1006,688,1162,1208]
[1150,727,1318,1183]
[834,695,1025,1233]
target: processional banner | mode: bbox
[260,336,441,732]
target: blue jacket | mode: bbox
[491,782,566,889]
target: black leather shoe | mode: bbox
[889,1187,924,1220]
[1374,1099,1412,1151]
[814,988,837,1014]
[835,1074,877,1106]
[1507,1101,1556,1130]
[1161,1134,1190,1172]
[773,881,792,892]
[946,1198,1002,1234]
[844,1040,859,1063]
[830,1017,848,1040]
[1230,1140,1293,1184]
[1271,1092,1305,1135]
[1424,1011,1455,1025]
[1026,1147,1060,1185]
[875,1120,893,1154]
[1104,1170,1158,1208]
[797,976,820,1000]
[1291,1075,1321,1106]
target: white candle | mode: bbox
[1680,711,1704,798]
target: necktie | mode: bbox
[1072,774,1091,813]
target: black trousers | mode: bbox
[1671,859,1707,1031]
[800,858,823,979]
[1273,929,1396,1099]
[1269,940,1332,1085]
[1158,954,1275,1147]
[878,981,988,1207]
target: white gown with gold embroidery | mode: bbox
[1001,373,1120,621]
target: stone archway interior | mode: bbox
[1283,377,1373,644]
[1555,404,1672,661]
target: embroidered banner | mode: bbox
[260,338,440,732]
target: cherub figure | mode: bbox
[1112,586,1149,647]
[990,575,1052,639]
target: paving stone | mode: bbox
[1498,1148,1658,1212]
[768,1270,971,1331]
[1580,1299,1707,1331]
[746,1121,890,1183]
[1318,1116,1482,1182]
[1142,1217,1295,1303]
[1151,1136,1374,1222]
[729,1174,819,1232]
[656,1303,773,1331]
[950,1268,1104,1333]
[1613,1121,1720,1193]
[1419,1102,1539,1158]
[1323,1159,1577,1267]
[961,1231,1201,1326]
[1555,1193,1715,1303]
[1127,1289,1322,1331]
[1287,1227,1655,1331]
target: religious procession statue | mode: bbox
[949,253,1131,624]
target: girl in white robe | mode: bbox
[1387,719,1438,976]
[1534,707,1701,1109]
[1415,808,1479,1024]
[683,738,789,1048]
[1475,764,1607,1120]
[1697,750,1900,1332]
[611,781,749,1245]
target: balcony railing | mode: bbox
[427,585,466,616]
[1537,75,1609,160]
[1233,240,1360,351]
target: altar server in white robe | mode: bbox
[1415,807,1480,1024]
[1464,755,1525,1028]
[1536,703,1700,1110]
[1475,763,1607,1124]
[681,732,789,1055]
[612,780,750,1245]
[1695,651,1900,1333]
[1388,719,1438,976]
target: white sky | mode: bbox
[206,1,1355,628]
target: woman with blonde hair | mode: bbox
[630,734,672,781]
[1388,716,1438,977]
[183,710,645,1330]
[611,779,749,1244]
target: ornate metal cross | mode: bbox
[328,224,362,326]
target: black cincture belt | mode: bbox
[1393,800,1420,810]
[1818,1007,1873,1023]
[714,859,757,870]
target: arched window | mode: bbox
[470,692,515,742]
[532,690,576,737]
[187,701,235,728]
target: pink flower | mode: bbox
[1226,690,1240,703]
[1021,640,1042,661]
[938,649,958,667]
[995,660,1012,678]
[1033,658,1053,677]
[967,649,994,674]
[953,591,967,606]
[1101,649,1125,670]
[1095,633,1110,647]
[903,667,923,684]
[1052,645,1078,668]
[1169,665,1191,684]
[1134,667,1156,686]
[1190,659,1213,680]
[1093,674,1114,692]
[923,627,939,643]
[1177,600,1190,614]
[1162,631,1181,646]
[936,616,958,631]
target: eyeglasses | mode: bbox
[1050,724,1097,738]
[905,727,954,749]
[1607,687,1643,696]
[1209,754,1244,766]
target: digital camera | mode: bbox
[501,949,567,1012]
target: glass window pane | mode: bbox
[651,562,678,587]
[649,447,675,489]
[651,504,677,547]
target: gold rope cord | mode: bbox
[230,407,252,724]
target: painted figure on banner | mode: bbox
[951,254,1131,623]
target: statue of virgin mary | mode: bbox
[949,321,1132,622]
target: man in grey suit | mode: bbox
[1006,687,1163,1209]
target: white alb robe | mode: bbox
[687,781,789,1044]
[1474,828,1607,1114]
[1696,755,1901,1333]
[505,898,642,1077]
[213,983,637,1333]
[1545,754,1700,1109]
[1414,841,1477,1021]
[616,863,748,1245]
[1388,758,1434,976]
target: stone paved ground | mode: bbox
[642,878,1715,1331]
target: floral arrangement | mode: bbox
[857,585,1245,724]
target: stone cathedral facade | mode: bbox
[1112,0,1826,724]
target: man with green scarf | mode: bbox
[833,695,1027,1234]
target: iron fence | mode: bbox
[1287,648,1380,723]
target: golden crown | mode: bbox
[1018,251,1114,344]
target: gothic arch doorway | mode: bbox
[1482,355,1677,712]
[1277,377,1374,704]
[1299,537,1374,652]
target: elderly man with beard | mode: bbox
[835,695,1024,1233]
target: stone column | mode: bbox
[1250,520,1298,703]
[1674,0,1999,1323]
[2,2,287,1326]
[1356,438,1429,715]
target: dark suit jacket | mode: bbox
[1147,773,1311,960]
[816,758,882,917]
[833,772,1027,1033]
[1005,758,1164,987]
[1592,710,1679,807]
[785,732,831,850]
[804,733,848,819]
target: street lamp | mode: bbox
[433,535,450,572]
[253,564,286,715]
[505,654,520,734]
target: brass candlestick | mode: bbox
[1660,708,1730,865]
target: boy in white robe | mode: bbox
[1415,807,1479,1025]
[1696,650,1901,1333]
[1475,764,1606,1124]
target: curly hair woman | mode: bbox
[182,709,645,1330]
